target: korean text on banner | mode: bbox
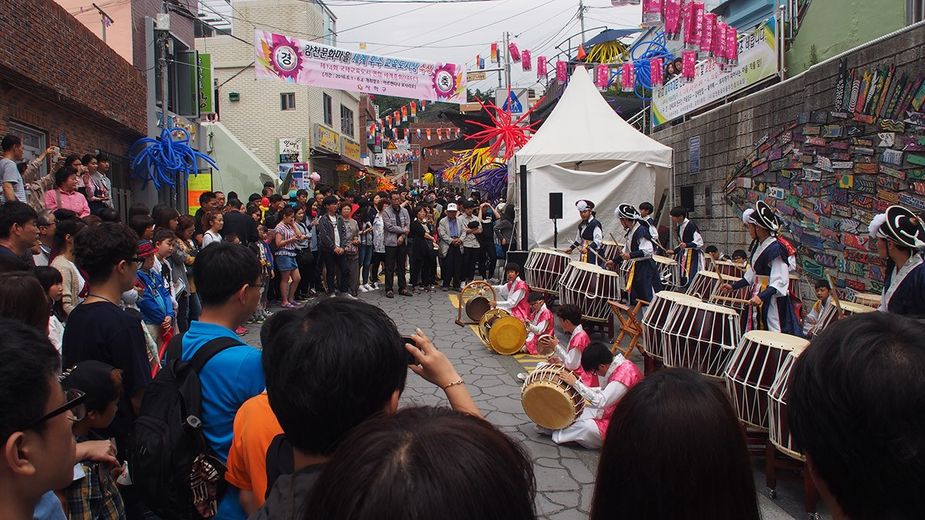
[651,16,778,127]
[255,30,467,104]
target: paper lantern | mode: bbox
[726,27,739,67]
[664,0,682,39]
[491,42,499,62]
[641,0,664,27]
[621,62,635,92]
[410,101,417,118]
[401,106,408,122]
[700,13,716,57]
[713,22,727,65]
[682,50,696,81]
[686,2,705,49]
[555,60,567,82]
[537,56,547,77]
[650,58,664,86]
[522,50,532,71]
[508,43,521,62]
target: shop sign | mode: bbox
[314,124,340,153]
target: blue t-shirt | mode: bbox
[33,490,66,520]
[179,321,265,520]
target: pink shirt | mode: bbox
[44,189,90,218]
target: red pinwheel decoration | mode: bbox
[465,93,539,162]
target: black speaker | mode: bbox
[549,192,563,219]
[506,251,529,268]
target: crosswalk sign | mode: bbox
[496,88,530,115]
[503,91,523,113]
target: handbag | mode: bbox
[297,248,314,264]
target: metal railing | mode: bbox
[627,105,649,135]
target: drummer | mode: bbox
[639,201,664,254]
[546,304,595,386]
[668,206,704,290]
[616,204,663,306]
[730,249,748,268]
[565,200,604,266]
[492,262,531,322]
[545,342,643,449]
[868,205,925,316]
[719,201,803,336]
[523,292,554,355]
[802,279,831,337]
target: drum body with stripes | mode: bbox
[768,343,808,460]
[558,261,621,323]
[653,255,681,291]
[521,365,585,430]
[664,300,742,380]
[811,300,874,336]
[525,249,571,295]
[852,292,882,309]
[640,291,700,360]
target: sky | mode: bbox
[326,0,643,93]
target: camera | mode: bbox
[402,335,420,365]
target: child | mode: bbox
[60,361,126,519]
[523,292,554,355]
[34,265,66,352]
[802,278,831,337]
[730,249,748,267]
[153,229,179,330]
[704,245,730,263]
[546,342,643,449]
[250,225,275,323]
[492,262,530,322]
[136,240,175,354]
[547,304,595,387]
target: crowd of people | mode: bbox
[0,131,923,520]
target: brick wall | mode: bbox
[1,0,147,136]
[651,23,925,254]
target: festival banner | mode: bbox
[255,30,467,103]
[652,16,778,127]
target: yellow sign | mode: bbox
[342,138,361,162]
[314,124,340,153]
[466,71,487,81]
[187,171,213,215]
[384,140,397,150]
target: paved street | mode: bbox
[244,287,828,519]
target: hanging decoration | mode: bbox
[130,127,218,190]
[682,50,697,81]
[641,0,664,27]
[700,12,716,58]
[468,163,509,199]
[556,60,568,82]
[713,21,727,66]
[621,62,635,92]
[410,101,417,118]
[491,42,499,62]
[508,42,521,62]
[537,56,548,78]
[650,57,664,86]
[576,44,588,61]
[726,27,739,67]
[522,50,532,71]
[585,40,629,65]
[401,106,408,122]
[682,1,701,48]
[465,96,540,162]
[596,64,611,89]
[664,0,682,38]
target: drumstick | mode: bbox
[709,295,752,305]
[607,232,624,250]
[713,263,725,284]
[826,273,844,315]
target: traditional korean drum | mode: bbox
[477,309,526,355]
[810,300,874,336]
[558,261,621,323]
[525,248,571,294]
[713,259,744,278]
[653,255,681,290]
[600,240,622,262]
[768,343,809,461]
[464,296,492,322]
[686,270,723,299]
[521,365,585,429]
[640,291,701,360]
[663,300,742,380]
[536,334,557,356]
[853,292,882,309]
[724,331,810,431]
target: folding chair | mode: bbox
[608,299,647,358]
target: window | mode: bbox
[340,105,354,138]
[323,93,333,126]
[281,93,296,110]
[9,122,47,179]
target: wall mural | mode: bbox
[724,58,925,297]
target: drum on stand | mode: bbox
[525,248,571,295]
[713,260,744,279]
[768,343,809,461]
[600,240,622,263]
[640,291,701,361]
[558,261,621,323]
[810,300,874,336]
[477,308,527,355]
[686,270,723,299]
[663,300,742,381]
[724,331,810,431]
[521,365,585,430]
[853,292,882,309]
[653,255,681,291]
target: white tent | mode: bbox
[509,66,673,249]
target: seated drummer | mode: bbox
[704,245,731,263]
[545,304,595,387]
[730,249,748,268]
[492,262,530,322]
[542,342,642,449]
[802,278,831,337]
[523,292,554,355]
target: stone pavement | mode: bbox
[243,286,828,519]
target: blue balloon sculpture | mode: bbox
[130,127,219,190]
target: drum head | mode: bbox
[465,296,492,321]
[488,316,527,355]
[522,383,579,429]
[536,335,557,356]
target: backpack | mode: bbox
[131,334,243,519]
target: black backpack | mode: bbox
[131,334,242,519]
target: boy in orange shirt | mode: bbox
[225,392,283,515]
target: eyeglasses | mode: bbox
[27,388,86,429]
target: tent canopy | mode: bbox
[514,66,672,170]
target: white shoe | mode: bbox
[359,285,369,293]
[342,293,358,300]
[516,372,528,382]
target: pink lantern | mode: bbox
[650,58,664,86]
[596,64,610,89]
[621,62,635,92]
[664,0,682,39]
[726,27,739,67]
[522,50,532,71]
[682,50,696,81]
[537,56,547,77]
[700,12,716,57]
[713,22,727,65]
[682,1,700,48]
[508,42,521,62]
[641,0,664,27]
[555,60,567,82]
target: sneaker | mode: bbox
[516,372,528,382]
[235,326,248,336]
[343,293,358,300]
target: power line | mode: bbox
[369,0,515,52]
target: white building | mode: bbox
[196,0,361,195]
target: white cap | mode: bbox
[446,203,458,212]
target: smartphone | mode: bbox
[402,335,420,365]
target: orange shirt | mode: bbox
[225,393,283,506]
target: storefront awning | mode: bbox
[311,148,365,170]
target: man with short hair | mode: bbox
[382,192,411,298]
[177,242,265,520]
[0,201,38,267]
[263,194,285,229]
[789,312,925,519]
[437,203,463,291]
[1,134,26,203]
[252,299,478,520]
[32,209,56,266]
[222,198,258,245]
[194,191,218,238]
[458,200,482,284]
[214,191,226,210]
[316,195,350,297]
[0,320,78,520]
[94,153,114,209]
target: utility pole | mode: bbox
[503,31,512,91]
[578,0,586,45]
[155,11,170,129]
[92,3,112,43]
